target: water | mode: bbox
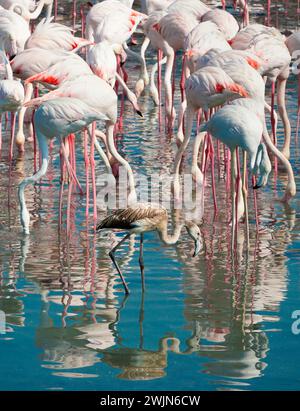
[1,1,300,391]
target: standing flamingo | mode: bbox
[199,104,270,249]
[18,97,109,235]
[97,203,202,294]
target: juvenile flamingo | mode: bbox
[97,203,202,294]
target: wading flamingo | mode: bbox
[18,97,109,235]
[174,66,248,203]
[97,203,202,294]
[199,104,270,249]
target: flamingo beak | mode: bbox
[193,239,202,257]
[136,109,143,117]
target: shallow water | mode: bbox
[0,1,300,391]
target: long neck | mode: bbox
[262,121,295,199]
[0,51,13,80]
[18,130,49,234]
[106,122,137,203]
[158,220,184,245]
[29,1,46,20]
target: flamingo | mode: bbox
[231,24,292,158]
[285,30,300,138]
[18,97,109,235]
[86,40,142,118]
[12,49,92,150]
[97,203,202,294]
[173,65,248,202]
[86,0,146,47]
[201,8,239,41]
[4,0,53,22]
[0,50,24,155]
[199,104,270,249]
[197,49,296,203]
[24,73,138,205]
[24,18,91,51]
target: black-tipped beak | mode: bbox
[193,239,201,257]
[9,54,16,61]
[136,109,143,118]
[253,184,261,190]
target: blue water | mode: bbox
[0,1,300,391]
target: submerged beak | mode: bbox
[193,239,202,257]
[136,109,143,117]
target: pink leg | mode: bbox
[67,180,74,236]
[73,0,77,31]
[9,113,16,161]
[90,122,97,230]
[81,4,85,37]
[54,0,58,21]
[157,49,162,131]
[266,0,271,25]
[84,130,90,222]
[61,138,83,195]
[0,115,2,153]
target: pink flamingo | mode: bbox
[18,97,109,235]
[173,66,248,204]
[231,24,292,159]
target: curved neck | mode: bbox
[29,1,46,20]
[0,51,13,80]
[158,220,184,245]
[106,123,137,203]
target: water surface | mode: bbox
[0,1,300,391]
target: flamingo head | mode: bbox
[185,221,203,257]
[253,143,272,189]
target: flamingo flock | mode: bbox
[0,0,298,293]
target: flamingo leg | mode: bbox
[109,233,131,294]
[139,233,145,292]
[242,150,249,248]
[231,149,236,252]
[9,112,16,160]
[60,139,83,194]
[84,130,90,222]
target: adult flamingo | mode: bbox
[173,66,248,202]
[18,97,109,235]
[12,49,92,151]
[5,0,53,22]
[0,7,31,56]
[24,73,138,205]
[286,30,300,138]
[231,24,292,158]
